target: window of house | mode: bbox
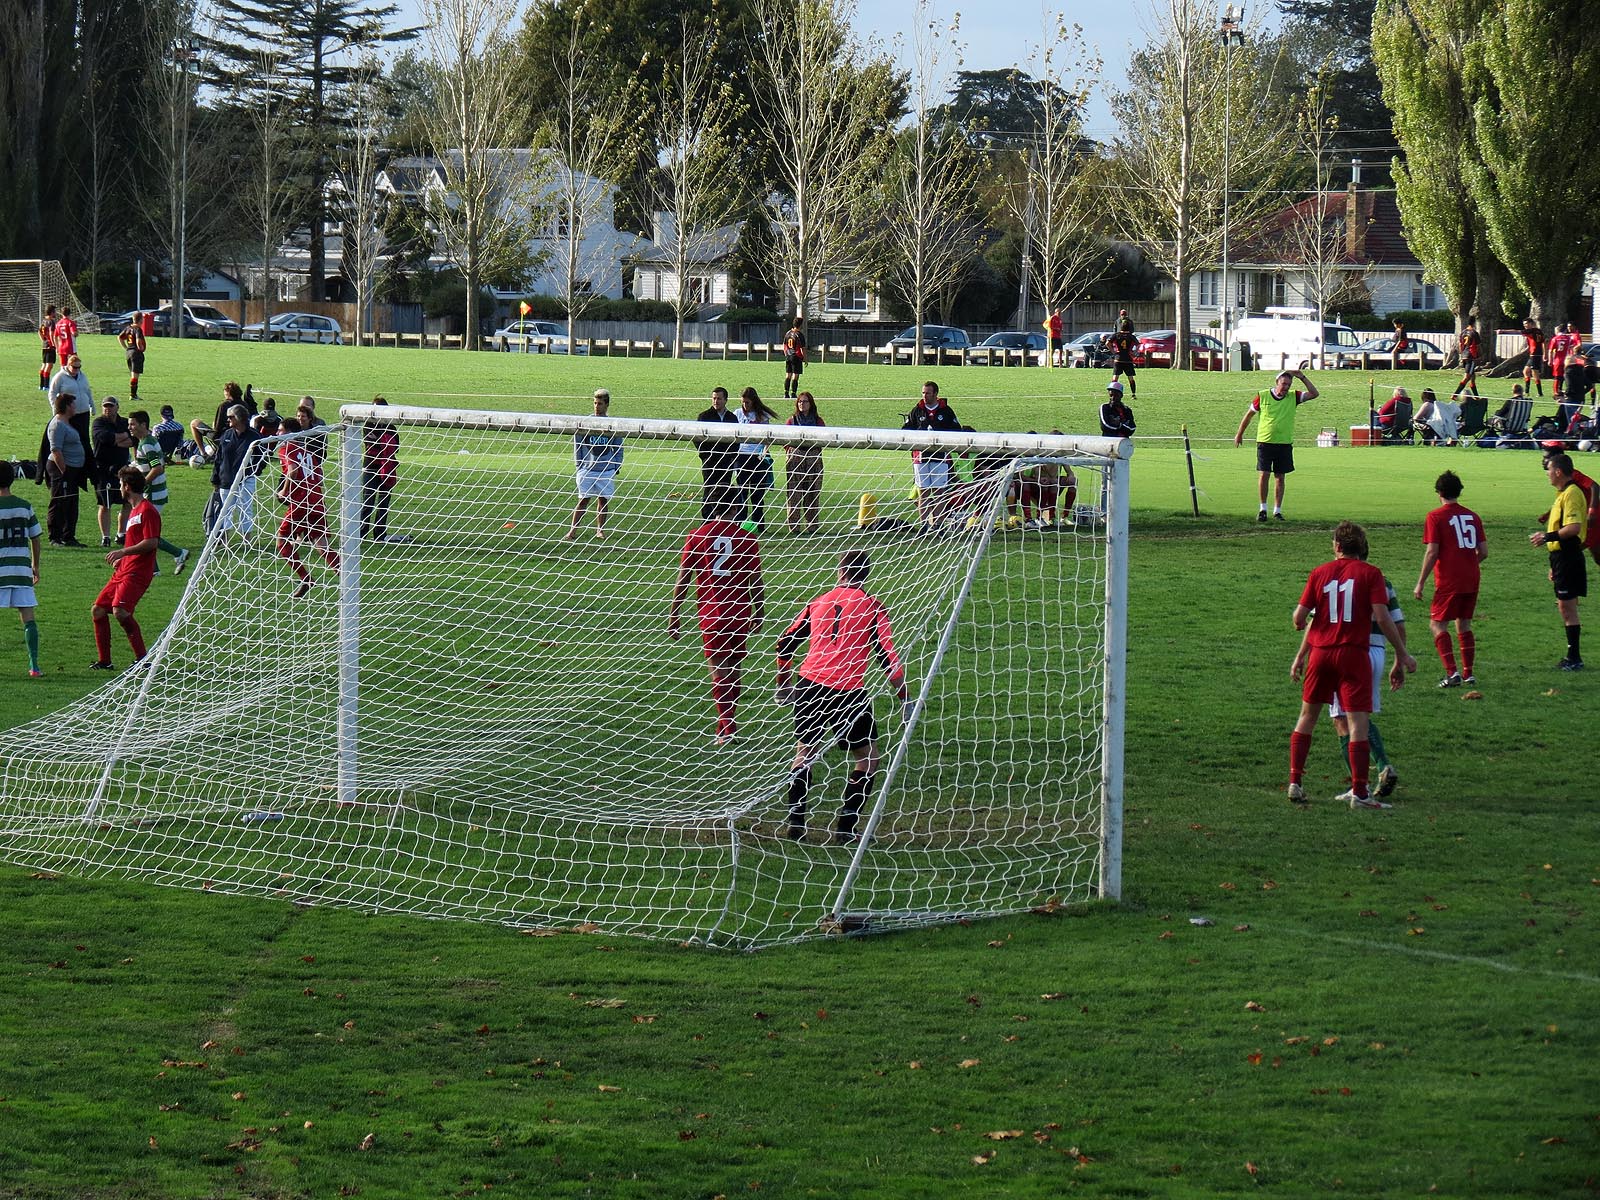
[824,281,870,313]
[1269,273,1287,307]
[1198,271,1219,308]
[1411,274,1442,310]
[684,275,710,305]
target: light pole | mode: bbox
[1219,4,1245,369]
[173,41,198,340]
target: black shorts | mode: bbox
[127,351,145,373]
[1527,355,1545,374]
[1256,441,1295,476]
[1552,547,1588,600]
[41,345,55,366]
[793,679,877,749]
[1461,356,1479,380]
[785,355,804,375]
[1113,359,1136,378]
[94,478,124,509]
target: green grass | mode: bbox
[0,335,1594,1197]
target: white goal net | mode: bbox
[0,259,101,335]
[0,405,1130,948]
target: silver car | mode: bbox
[494,319,587,354]
[242,312,345,344]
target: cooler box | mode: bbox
[1350,424,1374,446]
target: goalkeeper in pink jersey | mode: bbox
[774,549,909,843]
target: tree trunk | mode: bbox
[308,40,327,302]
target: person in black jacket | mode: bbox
[210,405,263,537]
[695,386,743,519]
[1099,381,1137,439]
[903,380,960,528]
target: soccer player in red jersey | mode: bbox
[669,499,765,746]
[275,418,340,600]
[1415,470,1487,688]
[774,549,909,842]
[37,304,57,390]
[53,307,78,366]
[1288,522,1416,808]
[90,467,160,670]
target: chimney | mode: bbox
[1345,158,1366,260]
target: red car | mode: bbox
[1131,329,1225,370]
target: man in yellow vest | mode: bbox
[1234,368,1319,523]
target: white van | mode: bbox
[1230,307,1360,371]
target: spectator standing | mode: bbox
[90,467,160,669]
[90,397,133,547]
[782,316,807,399]
[695,386,742,519]
[44,393,87,547]
[1531,451,1589,671]
[734,387,778,533]
[784,391,825,535]
[903,380,960,528]
[127,410,190,574]
[1450,318,1483,402]
[48,355,95,476]
[361,396,401,541]
[1234,369,1318,522]
[1414,469,1485,687]
[566,389,624,541]
[0,461,44,677]
[1521,320,1546,398]
[1046,308,1064,367]
[1100,382,1136,438]
[210,405,263,537]
[120,318,148,400]
[1390,318,1409,372]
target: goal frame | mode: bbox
[333,404,1134,910]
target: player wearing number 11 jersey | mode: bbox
[1288,522,1416,807]
[669,502,765,746]
[1415,471,1486,687]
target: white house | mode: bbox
[1190,177,1445,329]
[630,214,738,311]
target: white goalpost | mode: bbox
[0,405,1131,948]
[0,259,102,334]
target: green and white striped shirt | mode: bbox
[135,434,168,507]
[0,494,42,588]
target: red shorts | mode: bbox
[1430,590,1477,623]
[700,623,748,662]
[96,574,151,614]
[279,509,329,543]
[1302,644,1374,713]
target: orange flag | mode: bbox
[518,300,531,317]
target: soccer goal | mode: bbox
[0,406,1131,948]
[0,259,101,335]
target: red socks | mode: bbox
[1460,631,1475,677]
[1289,731,1312,784]
[1433,631,1457,675]
[1348,740,1370,798]
[93,614,112,664]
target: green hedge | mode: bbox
[509,296,679,322]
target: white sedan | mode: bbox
[242,312,345,344]
[494,319,588,354]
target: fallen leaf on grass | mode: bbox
[1541,1136,1566,1145]
[1285,1036,1308,1045]
[971,1152,994,1165]
[1246,1051,1263,1066]
[1408,927,1426,936]
[1245,1001,1266,1012]
[1157,931,1175,940]
[1040,992,1069,1001]
[585,998,625,1009]
[907,1061,922,1070]
[1462,689,1484,700]
[597,1084,622,1093]
[358,1133,376,1151]
[1219,882,1237,891]
[678,1130,697,1141]
[1245,1161,1259,1177]
[631,1014,658,1024]
[1323,1036,1340,1046]
[148,1136,157,1149]
[1261,880,1278,890]
[986,940,1006,948]
[959,1058,981,1069]
[984,1130,1023,1141]
[1233,924,1251,932]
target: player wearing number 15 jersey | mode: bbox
[1287,522,1416,808]
[669,502,765,746]
[1415,470,1487,687]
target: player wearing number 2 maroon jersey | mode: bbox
[669,500,764,746]
[1415,470,1487,687]
[1288,521,1416,808]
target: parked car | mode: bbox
[1230,307,1359,369]
[1065,330,1114,369]
[1133,329,1225,370]
[884,324,971,357]
[1339,336,1447,368]
[973,331,1047,365]
[493,319,587,354]
[242,312,344,344]
[97,311,132,334]
[143,303,241,338]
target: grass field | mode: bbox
[0,333,1595,1197]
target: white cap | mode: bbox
[1105,380,1123,394]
